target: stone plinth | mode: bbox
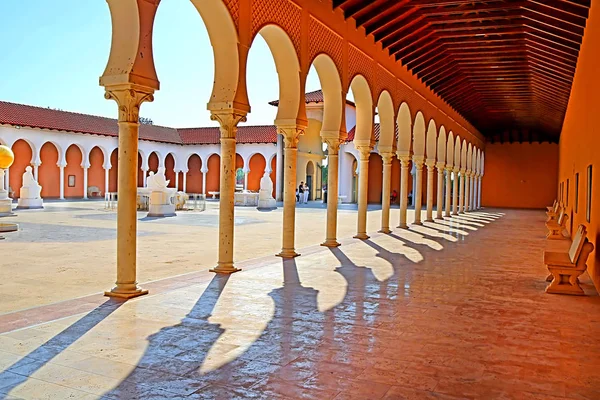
[148,190,176,217]
[234,192,259,206]
[17,197,43,209]
[0,198,12,217]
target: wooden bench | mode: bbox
[546,212,569,240]
[546,199,557,213]
[546,205,562,223]
[544,224,595,295]
[208,191,220,199]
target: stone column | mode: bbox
[182,169,188,193]
[459,169,466,213]
[103,87,153,298]
[82,164,89,199]
[209,110,247,273]
[354,145,372,240]
[4,168,9,196]
[141,168,148,188]
[277,125,304,257]
[104,165,110,195]
[436,162,445,219]
[472,173,478,210]
[425,160,435,222]
[478,174,483,209]
[411,164,417,205]
[465,171,471,212]
[243,168,250,191]
[321,137,342,247]
[33,163,40,181]
[413,156,424,225]
[201,166,208,195]
[379,152,394,234]
[58,163,66,200]
[398,155,410,228]
[444,167,452,217]
[276,134,284,201]
[452,167,460,215]
[175,171,180,191]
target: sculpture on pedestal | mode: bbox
[0,145,15,217]
[257,170,276,210]
[147,167,176,217]
[17,166,43,209]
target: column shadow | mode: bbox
[0,299,124,397]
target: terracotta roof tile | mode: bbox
[178,125,277,145]
[0,101,278,145]
[269,89,356,107]
[345,123,398,143]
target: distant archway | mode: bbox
[248,153,266,192]
[39,142,61,198]
[187,154,203,193]
[64,144,84,198]
[9,139,34,198]
[89,146,105,196]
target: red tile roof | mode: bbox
[0,101,278,145]
[269,89,356,107]
[178,125,277,145]
[346,123,398,143]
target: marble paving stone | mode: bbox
[0,209,599,399]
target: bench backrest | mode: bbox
[569,224,588,264]
[553,202,560,213]
[557,212,568,226]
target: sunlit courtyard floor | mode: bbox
[1,205,600,399]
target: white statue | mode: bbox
[147,168,169,191]
[257,170,276,210]
[17,166,43,209]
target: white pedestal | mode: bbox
[257,197,276,210]
[0,198,13,216]
[234,192,259,206]
[147,190,176,217]
[17,198,43,209]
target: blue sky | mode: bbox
[0,0,323,128]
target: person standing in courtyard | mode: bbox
[303,182,309,204]
[298,182,304,204]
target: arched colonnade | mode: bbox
[99,0,486,298]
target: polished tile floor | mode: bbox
[1,209,599,399]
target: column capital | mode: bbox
[57,162,67,168]
[210,110,247,139]
[398,155,411,165]
[425,159,436,169]
[278,125,306,148]
[380,151,394,165]
[81,162,91,169]
[104,85,155,123]
[322,136,343,155]
[356,146,372,161]
[436,162,446,171]
[413,155,425,168]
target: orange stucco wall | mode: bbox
[206,154,220,193]
[64,145,83,198]
[557,2,600,291]
[39,142,60,198]
[165,154,175,188]
[248,154,266,192]
[88,147,105,196]
[186,155,203,193]
[9,139,33,198]
[368,153,383,204]
[270,157,277,198]
[109,150,118,193]
[482,143,558,209]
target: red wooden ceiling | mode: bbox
[333,0,591,143]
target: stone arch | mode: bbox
[467,143,473,172]
[396,102,412,156]
[471,146,478,174]
[9,139,34,198]
[446,131,455,168]
[412,112,426,157]
[88,146,105,196]
[148,151,161,173]
[253,24,301,123]
[137,152,145,188]
[377,90,395,152]
[461,140,468,170]
[437,126,447,165]
[425,119,437,161]
[476,149,481,175]
[349,74,374,144]
[311,53,344,134]
[248,153,266,192]
[64,144,84,198]
[186,153,203,193]
[109,149,119,192]
[454,136,462,170]
[39,142,61,198]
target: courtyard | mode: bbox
[0,206,599,399]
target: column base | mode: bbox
[276,250,300,258]
[321,240,341,248]
[412,221,423,226]
[425,218,434,223]
[378,228,392,234]
[452,212,459,216]
[104,286,148,299]
[397,223,408,229]
[353,233,370,240]
[210,264,241,274]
